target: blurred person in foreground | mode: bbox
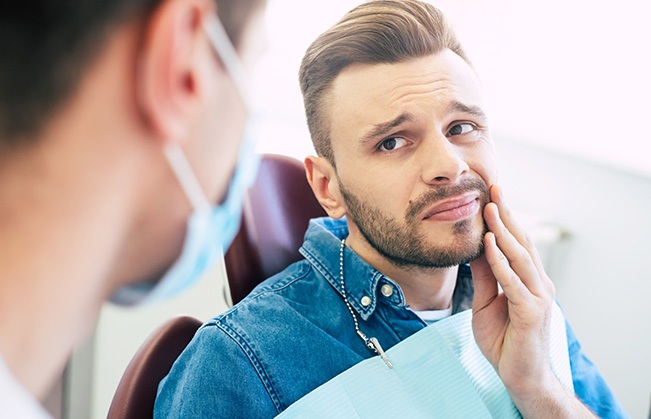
[0,0,266,416]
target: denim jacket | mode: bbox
[155,217,626,418]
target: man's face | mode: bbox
[327,50,496,269]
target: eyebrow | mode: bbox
[359,101,487,144]
[360,113,413,143]
[447,100,487,121]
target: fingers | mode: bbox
[484,185,556,298]
[483,202,548,298]
[489,185,546,273]
[483,231,534,302]
[470,253,499,312]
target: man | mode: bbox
[155,1,625,418]
[0,0,265,416]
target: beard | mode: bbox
[338,178,490,269]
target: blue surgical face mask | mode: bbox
[110,16,260,306]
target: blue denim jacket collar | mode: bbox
[300,217,408,321]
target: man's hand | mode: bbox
[470,185,594,418]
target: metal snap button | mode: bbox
[381,284,394,297]
[361,295,372,307]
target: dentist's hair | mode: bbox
[299,0,470,165]
[0,0,263,146]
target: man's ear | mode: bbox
[305,156,347,219]
[136,0,216,143]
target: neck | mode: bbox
[0,70,158,397]
[0,136,138,399]
[345,226,458,311]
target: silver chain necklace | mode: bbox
[340,238,393,369]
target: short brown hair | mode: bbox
[0,0,264,147]
[299,0,469,164]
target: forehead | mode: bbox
[326,50,484,140]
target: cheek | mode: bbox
[467,142,497,188]
[338,163,416,214]
[196,86,247,203]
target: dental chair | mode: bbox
[106,315,202,419]
[224,153,326,305]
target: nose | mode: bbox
[419,134,469,185]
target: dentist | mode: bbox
[0,0,266,416]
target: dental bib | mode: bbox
[278,302,573,418]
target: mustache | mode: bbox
[405,179,490,220]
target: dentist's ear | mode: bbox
[305,156,347,219]
[136,0,216,143]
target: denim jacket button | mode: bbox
[380,284,393,297]
[360,296,372,307]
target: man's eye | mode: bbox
[448,123,475,136]
[378,137,407,151]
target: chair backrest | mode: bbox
[106,315,202,419]
[225,154,327,305]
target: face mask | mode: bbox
[110,16,260,306]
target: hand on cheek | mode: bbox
[470,185,562,409]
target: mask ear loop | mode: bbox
[164,144,211,212]
[202,16,252,112]
[202,16,257,308]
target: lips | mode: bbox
[422,192,481,222]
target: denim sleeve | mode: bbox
[154,322,278,419]
[566,320,629,418]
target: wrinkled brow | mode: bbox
[447,101,487,121]
[360,113,413,143]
